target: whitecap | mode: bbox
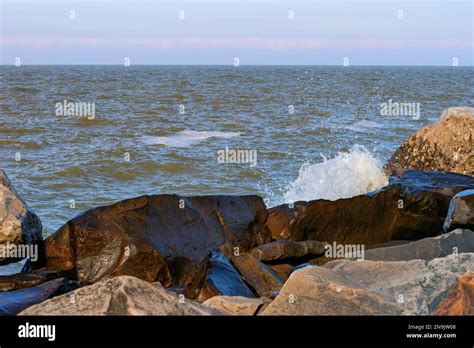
[281,145,388,203]
[144,130,241,148]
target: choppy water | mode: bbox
[1,65,473,238]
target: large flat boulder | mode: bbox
[261,253,474,315]
[444,190,474,232]
[19,276,225,315]
[385,107,474,176]
[266,170,474,245]
[43,195,268,285]
[0,278,80,315]
[361,229,474,261]
[0,169,43,265]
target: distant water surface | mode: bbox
[0,65,473,238]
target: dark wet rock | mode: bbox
[0,169,43,265]
[184,251,255,302]
[385,107,474,176]
[444,190,474,232]
[43,194,268,285]
[251,240,326,261]
[266,170,474,245]
[230,252,284,298]
[19,276,224,315]
[435,272,474,315]
[0,278,80,315]
[361,229,474,262]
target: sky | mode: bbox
[0,0,472,65]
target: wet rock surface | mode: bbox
[267,170,474,245]
[42,195,268,284]
[0,169,43,265]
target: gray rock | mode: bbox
[19,276,226,315]
[261,253,474,315]
[0,169,43,265]
[360,229,474,261]
[203,296,268,315]
[444,190,474,232]
[251,240,327,261]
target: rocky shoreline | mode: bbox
[1,107,473,316]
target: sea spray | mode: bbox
[281,145,388,203]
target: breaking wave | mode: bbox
[281,145,388,203]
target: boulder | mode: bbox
[251,240,326,261]
[385,107,474,176]
[19,276,225,315]
[261,253,474,315]
[0,169,43,265]
[0,278,80,315]
[444,190,474,232]
[266,170,474,245]
[269,264,293,281]
[203,296,268,315]
[230,252,284,298]
[43,195,268,285]
[435,273,474,315]
[361,229,474,261]
[184,251,255,302]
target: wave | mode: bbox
[143,130,241,148]
[280,145,388,203]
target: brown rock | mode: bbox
[435,273,474,315]
[266,170,474,245]
[269,264,293,281]
[0,273,45,291]
[43,195,268,285]
[251,240,326,261]
[385,107,474,176]
[231,252,284,298]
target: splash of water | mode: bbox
[143,130,241,148]
[281,145,388,203]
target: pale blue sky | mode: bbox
[1,0,472,65]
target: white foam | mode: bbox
[144,130,240,148]
[281,145,388,203]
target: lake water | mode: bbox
[1,65,473,239]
